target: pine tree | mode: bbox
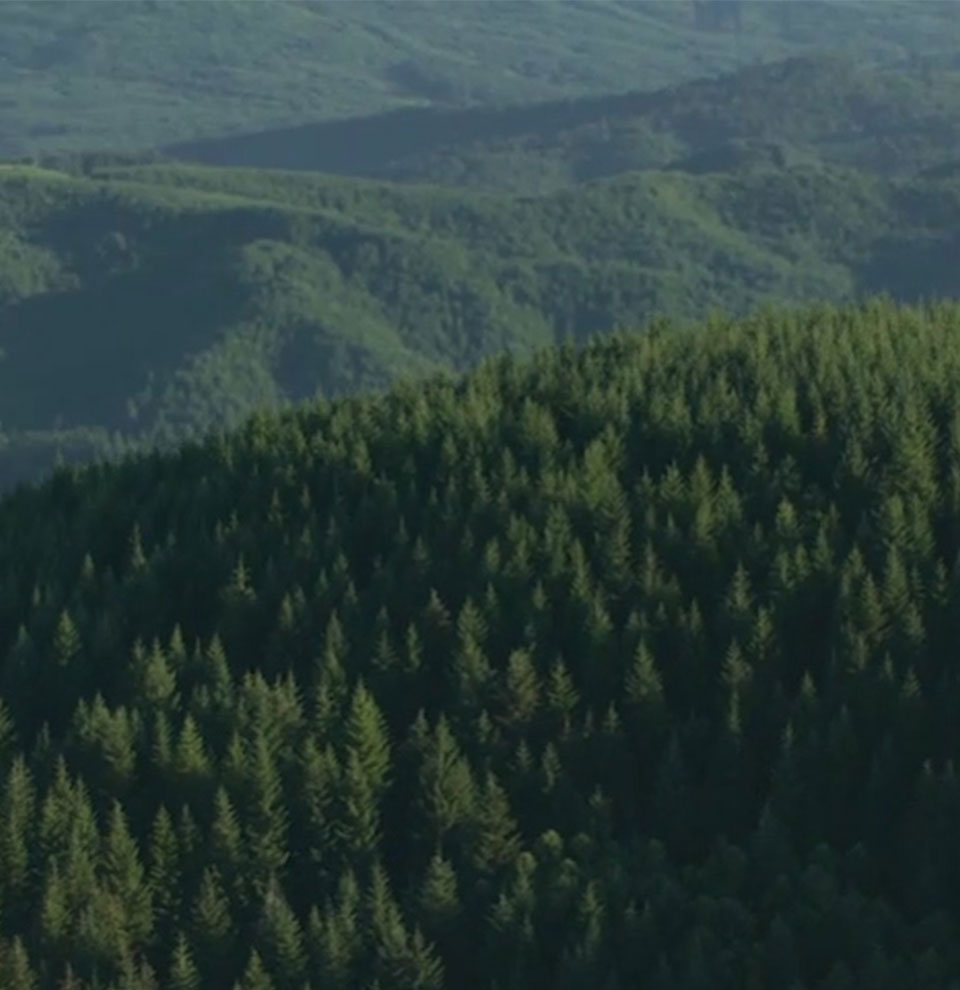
[51,610,82,668]
[243,732,289,894]
[297,737,339,887]
[467,771,522,874]
[258,879,307,989]
[545,658,580,737]
[337,748,381,864]
[450,599,494,717]
[167,932,200,990]
[415,716,476,855]
[147,805,181,944]
[344,680,391,797]
[416,854,461,942]
[172,715,212,802]
[624,639,663,707]
[39,861,70,966]
[137,639,178,711]
[500,649,540,730]
[0,936,36,990]
[191,867,234,981]
[237,950,275,990]
[210,786,245,900]
[39,759,99,866]
[57,964,82,990]
[100,802,154,950]
[0,757,34,928]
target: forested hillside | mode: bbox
[2,157,960,488]
[4,0,960,158]
[167,55,960,192]
[1,301,960,987]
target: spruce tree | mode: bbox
[100,802,153,950]
[167,933,201,990]
[258,879,307,990]
[191,867,234,982]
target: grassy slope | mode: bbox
[166,55,960,193]
[1,156,960,488]
[3,0,960,157]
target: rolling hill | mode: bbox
[3,0,960,159]
[165,55,960,193]
[1,155,960,488]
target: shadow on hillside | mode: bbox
[163,91,660,175]
[163,55,960,188]
[858,232,960,303]
[0,261,248,433]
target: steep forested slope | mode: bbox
[1,301,960,987]
[4,0,960,158]
[3,159,960,489]
[166,56,960,193]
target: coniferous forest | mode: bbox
[6,3,960,988]
[1,301,960,987]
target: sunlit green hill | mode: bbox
[1,157,960,487]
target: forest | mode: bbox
[4,1,959,159]
[3,38,960,490]
[165,55,960,191]
[3,37,960,489]
[4,3,960,987]
[2,138,960,489]
[0,300,959,987]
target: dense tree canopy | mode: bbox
[0,300,959,986]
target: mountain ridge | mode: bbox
[163,55,960,192]
[4,0,960,158]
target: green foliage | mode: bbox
[4,2,959,159]
[3,142,960,489]
[2,300,960,985]
[170,55,960,192]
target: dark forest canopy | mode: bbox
[2,300,960,986]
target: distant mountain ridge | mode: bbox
[164,55,960,193]
[3,0,960,158]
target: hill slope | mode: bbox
[4,0,960,158]
[1,301,960,987]
[2,158,960,487]
[166,55,960,193]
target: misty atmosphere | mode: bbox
[2,1,960,987]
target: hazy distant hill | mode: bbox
[3,0,960,158]
[1,156,959,488]
[166,55,960,193]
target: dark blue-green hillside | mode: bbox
[4,0,960,159]
[165,55,960,193]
